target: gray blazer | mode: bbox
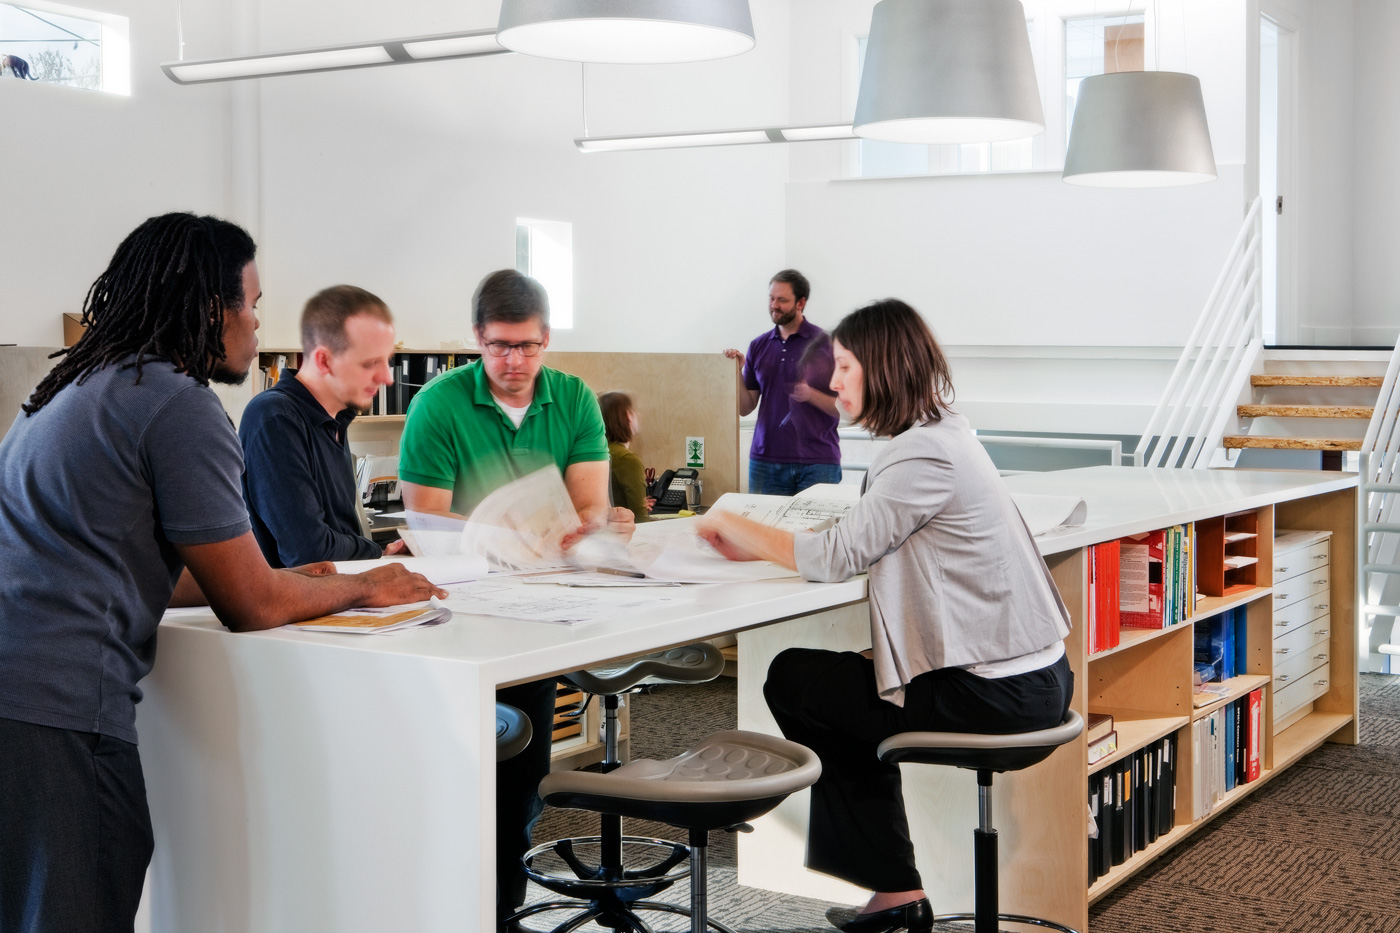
[793,411,1071,706]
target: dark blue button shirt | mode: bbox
[743,317,841,465]
[239,370,381,568]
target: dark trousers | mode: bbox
[497,678,558,926]
[0,717,153,933]
[764,648,1072,893]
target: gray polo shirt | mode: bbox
[794,411,1071,706]
[0,358,250,743]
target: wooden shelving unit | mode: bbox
[1068,487,1357,920]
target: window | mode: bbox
[1064,14,1144,146]
[853,22,1041,179]
[0,1,128,94]
[515,218,573,329]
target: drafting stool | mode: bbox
[520,730,820,933]
[497,703,533,762]
[508,644,725,930]
[877,710,1084,933]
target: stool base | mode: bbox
[511,899,739,933]
[932,913,1078,933]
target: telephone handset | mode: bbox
[650,467,699,513]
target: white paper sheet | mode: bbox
[438,578,679,625]
[332,556,488,587]
[1010,493,1089,537]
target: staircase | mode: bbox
[1217,350,1391,467]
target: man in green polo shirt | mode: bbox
[399,268,631,931]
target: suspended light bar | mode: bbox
[497,0,755,64]
[161,28,508,85]
[575,124,856,153]
[1062,71,1217,187]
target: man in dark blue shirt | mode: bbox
[240,285,403,567]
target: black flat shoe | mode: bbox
[825,897,933,933]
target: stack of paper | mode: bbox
[289,604,451,635]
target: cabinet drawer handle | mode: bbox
[1276,566,1290,574]
[1315,604,1329,612]
[1278,674,1291,682]
[1315,654,1328,661]
[1316,679,1329,687]
[1315,629,1329,636]
[1277,621,1291,627]
[1277,648,1290,655]
[1313,553,1327,560]
[1313,578,1328,587]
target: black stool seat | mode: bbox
[878,709,1084,771]
[540,730,821,831]
[495,702,532,762]
[564,643,725,695]
[878,710,1084,933]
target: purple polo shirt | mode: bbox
[743,317,841,465]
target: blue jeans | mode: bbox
[748,460,843,496]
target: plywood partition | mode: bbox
[0,346,60,440]
[548,352,740,506]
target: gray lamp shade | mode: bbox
[496,0,755,64]
[1063,71,1217,187]
[854,0,1044,144]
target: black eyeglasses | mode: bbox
[482,341,544,358]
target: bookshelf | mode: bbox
[734,467,1357,931]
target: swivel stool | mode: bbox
[511,645,726,930]
[877,710,1084,933]
[497,702,533,762]
[517,729,821,933]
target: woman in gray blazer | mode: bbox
[698,299,1073,933]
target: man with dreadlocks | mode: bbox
[0,212,446,933]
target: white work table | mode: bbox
[139,574,865,933]
[139,467,1358,932]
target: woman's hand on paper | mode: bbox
[696,513,761,562]
[561,506,636,550]
[358,564,448,607]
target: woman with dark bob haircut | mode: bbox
[698,299,1072,933]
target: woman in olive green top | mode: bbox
[598,391,651,523]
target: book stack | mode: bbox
[1088,732,1178,884]
[1119,524,1195,632]
[1192,687,1264,819]
[369,353,467,415]
[1086,541,1121,655]
[1087,711,1117,765]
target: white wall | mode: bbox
[1350,0,1400,345]
[0,0,237,347]
[781,0,1249,350]
[248,0,792,354]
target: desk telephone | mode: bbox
[649,467,700,513]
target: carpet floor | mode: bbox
[524,674,1400,932]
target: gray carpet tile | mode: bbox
[523,673,1400,932]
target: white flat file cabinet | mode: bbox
[1272,529,1333,729]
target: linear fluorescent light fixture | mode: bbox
[576,124,856,152]
[161,28,508,85]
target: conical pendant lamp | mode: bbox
[496,0,756,64]
[854,0,1044,144]
[1063,71,1216,186]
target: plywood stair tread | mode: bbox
[1251,375,1383,387]
[1237,404,1374,419]
[1222,435,1363,450]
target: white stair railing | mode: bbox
[1358,340,1400,671]
[1134,197,1265,468]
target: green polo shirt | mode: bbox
[399,361,608,515]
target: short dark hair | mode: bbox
[301,285,393,355]
[597,391,635,444]
[24,212,256,415]
[770,269,810,304]
[831,298,955,437]
[473,269,549,330]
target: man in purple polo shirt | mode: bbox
[724,269,842,495]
